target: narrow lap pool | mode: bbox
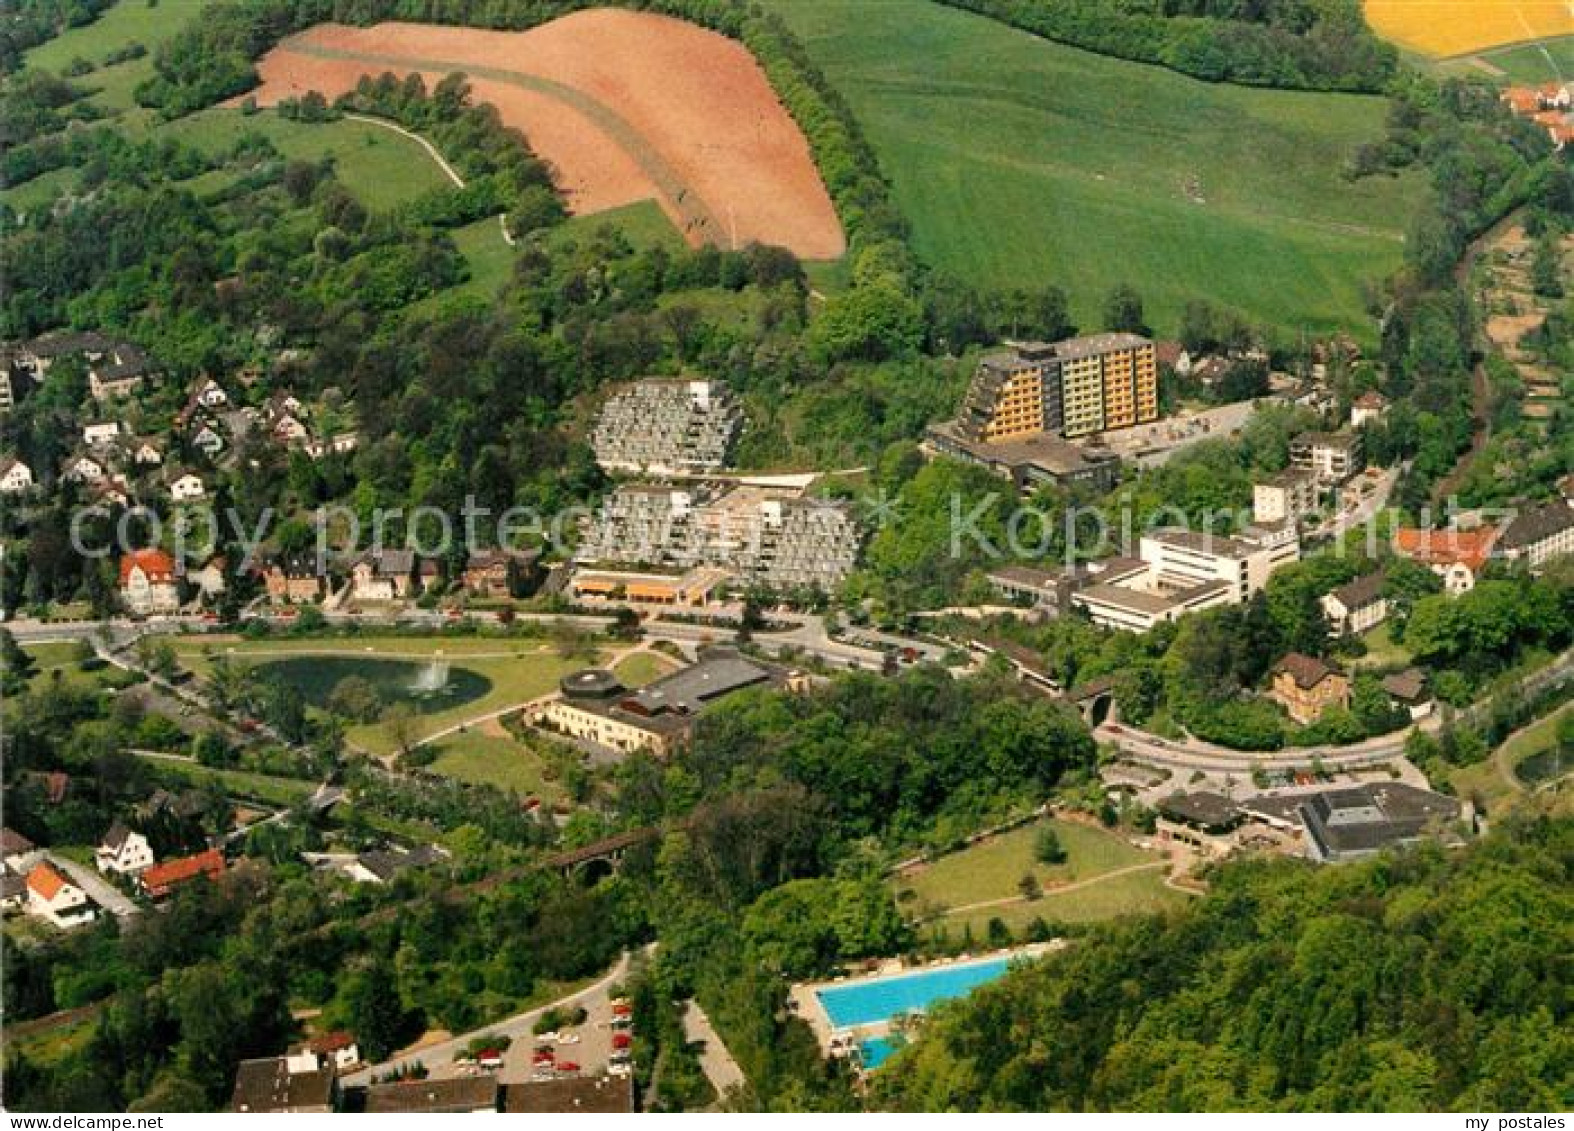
[815,955,1015,1030]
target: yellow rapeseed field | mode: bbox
[1364,0,1573,57]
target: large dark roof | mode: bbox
[1328,571,1385,611]
[1381,668,1429,703]
[230,1058,334,1113]
[365,1075,498,1113]
[502,1075,635,1114]
[1301,783,1461,860]
[626,649,773,716]
[1496,500,1574,551]
[1159,791,1241,830]
[1273,652,1343,690]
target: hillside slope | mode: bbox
[766,0,1425,338]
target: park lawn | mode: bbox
[18,643,124,694]
[164,633,576,672]
[424,731,564,802]
[0,168,75,215]
[345,650,608,755]
[895,818,1155,914]
[613,651,678,688]
[933,865,1189,938]
[150,761,316,808]
[764,0,1423,340]
[447,216,517,298]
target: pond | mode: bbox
[1514,744,1571,787]
[253,656,492,715]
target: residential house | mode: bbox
[2,827,37,870]
[0,458,34,494]
[1153,340,1192,376]
[95,821,155,876]
[1290,430,1364,485]
[91,479,130,508]
[190,555,227,600]
[129,439,164,467]
[262,553,325,603]
[1268,653,1350,725]
[344,844,446,885]
[140,848,225,900]
[1393,526,1499,595]
[63,454,106,484]
[119,548,180,615]
[462,548,543,598]
[1252,468,1318,526]
[1320,571,1388,636]
[192,378,230,411]
[88,342,153,401]
[1494,500,1574,572]
[365,1077,500,1114]
[167,470,206,503]
[1350,390,1389,428]
[350,549,417,601]
[1382,668,1434,721]
[25,862,96,929]
[189,419,226,457]
[304,1032,361,1073]
[230,1056,336,1114]
[82,421,122,446]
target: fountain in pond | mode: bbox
[410,659,451,697]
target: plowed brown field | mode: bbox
[248,9,845,259]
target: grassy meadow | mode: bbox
[765,0,1424,339]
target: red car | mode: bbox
[555,1061,581,1074]
[612,1033,632,1050]
[611,1003,632,1017]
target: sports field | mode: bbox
[1364,1,1572,57]
[766,0,1424,338]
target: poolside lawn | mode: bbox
[895,818,1181,933]
[898,819,1151,909]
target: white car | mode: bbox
[555,1032,581,1045]
[608,1063,632,1078]
[536,1031,559,1042]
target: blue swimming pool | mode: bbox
[858,1036,899,1069]
[816,956,1015,1030]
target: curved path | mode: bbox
[1100,644,1574,773]
[287,39,725,245]
[343,112,514,246]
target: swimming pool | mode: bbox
[815,955,1016,1030]
[858,1035,899,1069]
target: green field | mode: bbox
[149,760,317,807]
[1457,37,1574,84]
[612,650,678,688]
[894,817,1184,932]
[766,0,1423,338]
[159,109,455,211]
[25,0,204,118]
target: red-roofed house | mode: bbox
[1392,527,1500,595]
[140,848,225,899]
[120,548,180,615]
[25,862,96,928]
[305,1031,362,1072]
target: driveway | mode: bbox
[33,852,140,919]
[681,1000,745,1103]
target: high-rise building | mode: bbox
[955,333,1158,443]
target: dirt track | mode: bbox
[249,10,845,260]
